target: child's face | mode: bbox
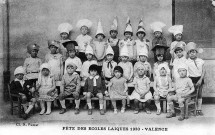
[42,68,50,76]
[110,31,118,38]
[154,31,162,38]
[114,70,122,79]
[81,26,88,35]
[178,68,187,78]
[31,49,38,58]
[89,70,97,77]
[157,55,164,62]
[15,73,24,80]
[175,49,183,58]
[137,68,145,76]
[175,34,182,41]
[106,54,114,61]
[139,55,147,62]
[49,45,58,54]
[137,32,145,39]
[97,34,104,41]
[86,53,93,60]
[66,66,76,74]
[121,56,128,62]
[188,50,197,59]
[159,67,167,76]
[124,32,132,39]
[68,50,76,58]
[60,32,69,40]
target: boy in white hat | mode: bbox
[91,19,108,75]
[135,18,150,61]
[81,45,98,81]
[102,45,117,83]
[76,19,93,62]
[107,17,120,63]
[186,42,205,116]
[59,62,81,114]
[10,66,37,120]
[119,17,136,64]
[58,23,73,61]
[166,63,194,121]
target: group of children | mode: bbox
[10,18,205,121]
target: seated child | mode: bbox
[153,63,172,115]
[129,64,152,114]
[83,64,106,115]
[37,63,57,115]
[166,64,194,121]
[58,62,81,115]
[10,66,37,120]
[107,66,128,113]
[153,53,170,78]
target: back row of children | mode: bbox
[10,17,205,121]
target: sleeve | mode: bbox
[75,75,81,93]
[129,62,134,80]
[101,78,106,94]
[162,38,167,46]
[133,77,137,85]
[23,59,28,74]
[61,75,65,86]
[187,78,194,88]
[133,41,137,60]
[45,54,49,63]
[77,58,82,72]
[146,77,150,84]
[83,78,89,92]
[10,81,20,95]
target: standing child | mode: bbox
[10,66,37,120]
[83,64,106,115]
[129,64,152,114]
[81,45,98,81]
[92,20,107,75]
[166,64,194,121]
[119,17,136,64]
[58,62,81,114]
[102,45,117,83]
[107,66,128,113]
[153,63,172,115]
[76,19,93,62]
[37,63,57,115]
[107,17,120,63]
[186,42,205,116]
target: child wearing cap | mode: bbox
[58,62,81,114]
[76,19,93,62]
[81,45,98,81]
[106,66,128,113]
[107,17,120,63]
[186,42,205,116]
[129,64,152,114]
[23,44,42,87]
[153,63,172,115]
[36,63,57,115]
[83,64,106,115]
[10,66,37,120]
[119,17,136,64]
[63,40,82,75]
[102,45,117,83]
[91,20,108,75]
[135,19,150,61]
[166,64,194,121]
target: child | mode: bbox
[102,45,117,83]
[150,21,167,61]
[58,23,73,61]
[135,18,150,61]
[129,64,152,114]
[10,66,37,120]
[186,42,205,116]
[23,44,42,86]
[76,19,93,62]
[81,45,98,81]
[83,64,106,115]
[37,63,57,115]
[134,48,152,78]
[172,41,187,81]
[58,62,81,114]
[153,63,172,115]
[119,17,136,64]
[107,66,128,113]
[107,17,120,63]
[92,20,107,75]
[166,64,194,121]
[63,40,82,75]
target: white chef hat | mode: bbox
[95,19,105,38]
[168,25,183,36]
[186,42,203,54]
[124,17,133,35]
[120,45,129,57]
[76,19,93,29]
[150,21,166,33]
[110,16,118,31]
[136,18,146,36]
[106,45,114,55]
[58,23,73,35]
[157,63,170,75]
[138,47,148,57]
[14,66,25,75]
[85,44,94,55]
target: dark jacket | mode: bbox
[84,76,106,94]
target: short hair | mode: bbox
[174,47,183,53]
[88,64,99,73]
[113,66,123,75]
[124,31,133,36]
